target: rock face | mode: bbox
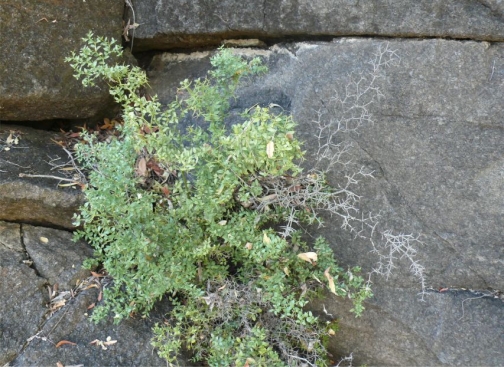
[0,0,124,121]
[0,222,46,365]
[0,124,83,229]
[145,39,504,365]
[2,0,504,365]
[129,0,504,51]
[11,288,175,367]
[23,224,92,290]
[0,221,181,366]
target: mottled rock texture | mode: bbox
[129,0,504,51]
[0,0,124,121]
[0,124,83,229]
[22,224,92,290]
[0,222,46,365]
[0,221,180,366]
[11,288,174,367]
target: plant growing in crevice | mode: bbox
[65,33,417,366]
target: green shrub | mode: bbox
[66,32,372,366]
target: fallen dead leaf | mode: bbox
[297,252,317,265]
[324,267,337,295]
[147,159,163,176]
[84,284,100,290]
[51,299,67,309]
[257,193,277,202]
[266,141,274,158]
[161,186,171,197]
[100,118,116,130]
[87,303,96,310]
[58,183,79,188]
[91,271,105,278]
[55,340,76,348]
[136,157,147,177]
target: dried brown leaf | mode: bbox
[297,252,318,265]
[257,193,277,202]
[136,157,147,177]
[324,267,337,295]
[55,340,76,348]
[51,299,66,309]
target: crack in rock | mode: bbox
[19,224,49,282]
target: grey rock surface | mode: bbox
[0,222,47,366]
[0,0,123,121]
[317,288,504,366]
[0,221,179,366]
[129,0,504,51]
[11,289,174,367]
[23,224,93,290]
[0,124,84,229]
[146,38,504,365]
